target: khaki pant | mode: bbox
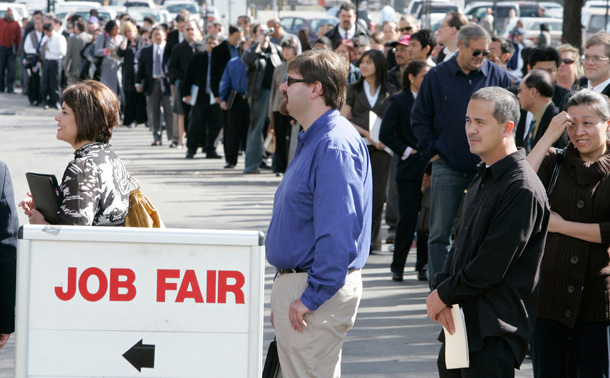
[271,270,362,378]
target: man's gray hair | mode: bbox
[471,87,521,133]
[458,24,490,47]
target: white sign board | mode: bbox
[15,225,265,377]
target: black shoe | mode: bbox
[169,141,178,148]
[386,235,395,244]
[417,271,428,281]
[259,162,272,170]
[224,163,236,169]
[186,152,195,159]
[151,140,162,146]
[391,272,403,282]
[206,152,222,159]
[275,172,283,177]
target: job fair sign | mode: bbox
[15,225,265,377]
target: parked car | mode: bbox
[504,17,563,46]
[128,6,170,25]
[405,0,461,18]
[164,1,201,25]
[539,1,563,18]
[280,15,339,44]
[583,8,610,41]
[56,6,117,25]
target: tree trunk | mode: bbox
[563,0,586,50]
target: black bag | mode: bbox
[417,187,430,235]
[262,338,281,378]
[24,54,38,69]
[547,148,564,200]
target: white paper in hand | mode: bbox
[444,304,469,369]
[368,111,394,156]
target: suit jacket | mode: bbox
[516,101,562,149]
[0,162,18,334]
[116,36,144,92]
[163,29,181,67]
[181,50,209,105]
[324,23,369,49]
[136,44,171,96]
[379,90,426,181]
[345,81,396,132]
[168,40,205,84]
[210,40,238,98]
[63,32,92,76]
[388,65,402,92]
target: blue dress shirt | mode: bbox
[266,109,372,311]
[220,56,248,102]
[411,54,512,173]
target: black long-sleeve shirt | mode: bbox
[433,149,550,367]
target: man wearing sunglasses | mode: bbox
[412,23,512,289]
[266,49,372,377]
[398,13,419,36]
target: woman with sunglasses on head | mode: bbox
[19,81,130,226]
[341,49,396,252]
[526,89,610,378]
[556,44,584,91]
[333,39,361,84]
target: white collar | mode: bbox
[588,76,610,93]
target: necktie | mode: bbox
[525,119,536,154]
[154,47,162,78]
[345,30,349,39]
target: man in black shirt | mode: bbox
[426,87,550,377]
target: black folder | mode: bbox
[25,172,62,224]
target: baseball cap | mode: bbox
[88,16,99,24]
[390,34,410,47]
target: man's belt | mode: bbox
[276,268,361,274]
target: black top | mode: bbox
[0,162,18,334]
[433,149,550,367]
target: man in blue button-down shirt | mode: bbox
[411,24,512,288]
[266,49,372,378]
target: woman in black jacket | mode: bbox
[117,21,147,128]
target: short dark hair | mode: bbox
[402,60,428,91]
[314,36,332,50]
[410,29,434,57]
[446,12,469,30]
[529,46,561,68]
[175,13,187,23]
[143,16,155,25]
[471,87,521,131]
[62,80,120,144]
[42,22,53,32]
[207,34,220,44]
[104,20,117,34]
[33,10,43,17]
[238,15,251,24]
[523,69,554,98]
[75,19,87,34]
[228,24,242,35]
[491,36,515,59]
[287,50,348,109]
[53,17,62,26]
[339,2,356,13]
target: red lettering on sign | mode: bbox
[157,269,180,302]
[218,271,245,304]
[176,270,204,303]
[55,267,77,301]
[109,269,137,301]
[78,268,108,302]
[206,270,216,304]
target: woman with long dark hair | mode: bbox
[341,49,396,252]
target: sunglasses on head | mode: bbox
[560,58,575,65]
[472,49,490,57]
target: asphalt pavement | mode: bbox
[0,89,533,377]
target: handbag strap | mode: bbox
[546,148,564,200]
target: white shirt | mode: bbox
[43,31,67,60]
[152,42,166,78]
[363,80,380,108]
[341,25,356,40]
[24,30,44,54]
[442,46,457,62]
[588,76,610,93]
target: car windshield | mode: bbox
[309,18,337,32]
[588,14,607,32]
[166,3,197,13]
[528,20,562,31]
[131,10,159,22]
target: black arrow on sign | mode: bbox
[123,339,155,372]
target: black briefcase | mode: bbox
[262,337,281,378]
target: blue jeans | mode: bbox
[428,158,475,289]
[244,89,270,172]
[0,46,16,92]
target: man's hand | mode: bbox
[429,154,441,162]
[214,97,220,104]
[289,299,311,333]
[436,306,455,335]
[183,95,191,104]
[426,289,448,322]
[0,334,10,350]
[135,84,142,93]
[220,101,227,110]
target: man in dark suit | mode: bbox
[0,162,18,349]
[324,2,369,48]
[136,26,173,146]
[516,69,563,152]
[163,11,188,67]
[168,19,205,148]
[181,35,222,159]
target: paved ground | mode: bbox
[0,90,534,376]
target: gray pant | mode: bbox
[244,89,271,172]
[146,80,173,143]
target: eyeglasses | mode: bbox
[582,55,610,63]
[560,58,575,65]
[472,49,490,57]
[286,77,308,86]
[185,28,194,31]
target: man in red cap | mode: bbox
[388,34,410,90]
